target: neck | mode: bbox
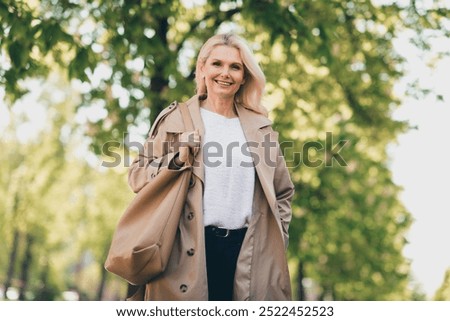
[202,96,237,118]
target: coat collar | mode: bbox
[235,102,272,131]
[184,95,272,132]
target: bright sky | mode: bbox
[389,32,450,298]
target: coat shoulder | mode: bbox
[148,101,183,138]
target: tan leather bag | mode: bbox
[105,102,194,285]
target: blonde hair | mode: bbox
[195,33,267,116]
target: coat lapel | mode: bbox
[235,105,278,215]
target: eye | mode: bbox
[212,61,221,66]
[231,64,241,70]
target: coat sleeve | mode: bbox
[274,142,295,250]
[128,104,189,193]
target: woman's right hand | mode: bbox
[175,129,201,166]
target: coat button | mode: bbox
[187,212,194,220]
[180,284,188,293]
[187,248,195,256]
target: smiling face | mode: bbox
[200,45,246,100]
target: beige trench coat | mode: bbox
[128,95,295,300]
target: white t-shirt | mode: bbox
[200,108,255,229]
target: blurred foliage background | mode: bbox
[0,0,449,300]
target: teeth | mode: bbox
[216,80,232,86]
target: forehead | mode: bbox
[208,45,243,64]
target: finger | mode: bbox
[192,146,200,156]
[189,133,200,143]
[178,147,189,163]
[187,132,197,140]
[180,140,200,148]
[181,131,195,138]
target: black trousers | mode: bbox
[204,226,247,301]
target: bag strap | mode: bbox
[178,102,195,132]
[178,102,198,166]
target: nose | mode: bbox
[220,67,231,78]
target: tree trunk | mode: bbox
[149,14,170,124]
[18,233,34,300]
[96,261,108,300]
[3,229,20,298]
[297,260,306,300]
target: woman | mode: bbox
[128,33,294,300]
